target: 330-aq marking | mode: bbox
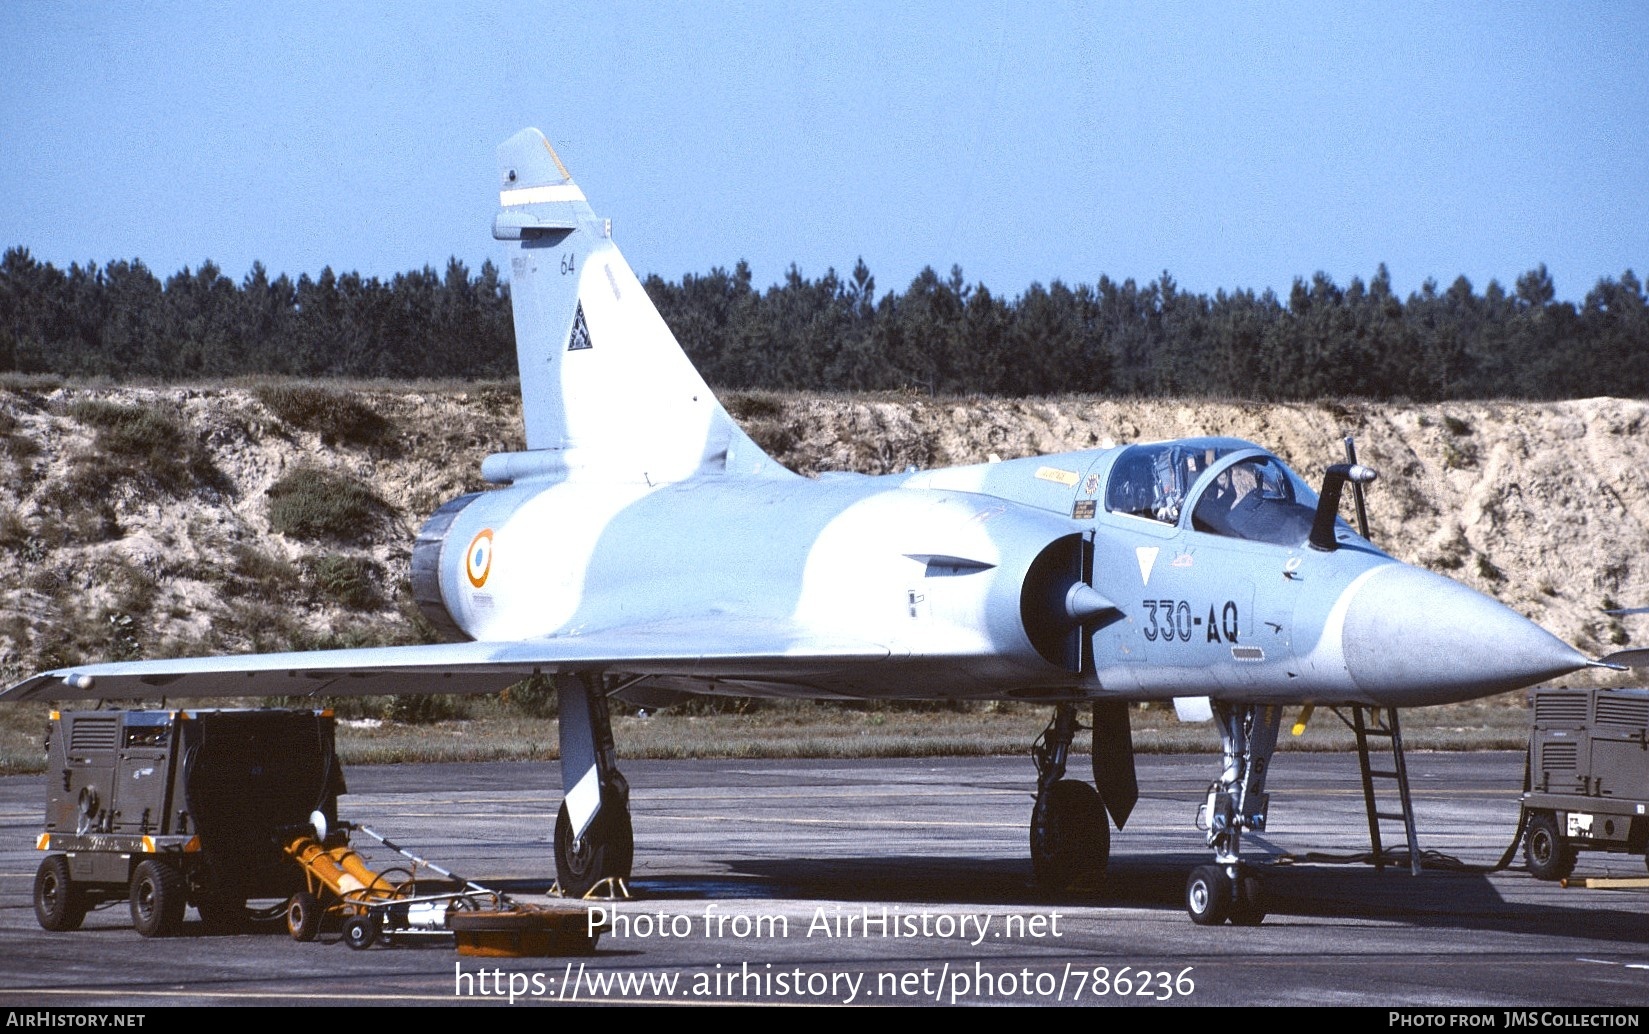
[1142,600,1239,643]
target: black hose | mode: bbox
[1273,753,1532,874]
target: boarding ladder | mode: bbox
[1338,436,1421,875]
[1350,706,1423,874]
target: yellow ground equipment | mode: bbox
[281,821,599,954]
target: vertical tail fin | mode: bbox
[492,128,789,482]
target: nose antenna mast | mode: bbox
[1344,436,1372,539]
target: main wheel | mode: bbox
[1029,779,1110,890]
[286,891,322,942]
[1186,864,1231,926]
[129,860,185,938]
[342,915,379,950]
[34,855,88,932]
[1524,812,1575,881]
[554,791,634,898]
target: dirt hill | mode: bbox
[0,381,1642,686]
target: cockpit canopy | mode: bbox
[1105,439,1356,548]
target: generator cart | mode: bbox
[33,708,343,935]
[1522,686,1649,880]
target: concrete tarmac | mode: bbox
[1,752,1646,1008]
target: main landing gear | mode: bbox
[1030,704,1108,889]
[1028,702,1136,891]
[553,674,633,898]
[1187,702,1281,925]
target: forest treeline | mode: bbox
[1,246,1644,400]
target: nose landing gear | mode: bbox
[1186,703,1280,925]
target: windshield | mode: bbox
[1190,455,1319,546]
[1105,443,1238,524]
[1107,442,1354,549]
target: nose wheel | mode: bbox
[1186,864,1267,926]
[1185,865,1229,925]
[1229,869,1266,925]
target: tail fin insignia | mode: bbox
[568,304,592,351]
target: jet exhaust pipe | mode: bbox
[411,492,486,641]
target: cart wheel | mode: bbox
[34,855,88,932]
[129,860,185,938]
[343,914,379,951]
[1524,812,1576,881]
[286,891,322,942]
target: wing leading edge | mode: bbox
[0,620,892,703]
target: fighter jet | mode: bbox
[3,129,1628,924]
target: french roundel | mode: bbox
[465,529,495,588]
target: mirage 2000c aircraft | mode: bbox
[5,129,1629,924]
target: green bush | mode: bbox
[266,466,386,542]
[385,694,472,723]
[225,543,301,596]
[28,484,123,545]
[302,553,382,609]
[255,385,393,448]
[66,399,226,496]
[500,674,557,717]
[0,512,30,551]
[259,694,471,724]
[1442,414,1473,436]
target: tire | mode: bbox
[554,791,634,898]
[1228,871,1266,926]
[1186,864,1231,926]
[129,860,185,938]
[1029,779,1110,890]
[342,915,379,951]
[286,891,322,942]
[1524,812,1576,881]
[34,855,87,932]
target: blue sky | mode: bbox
[3,3,1644,302]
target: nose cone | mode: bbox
[1340,564,1589,706]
